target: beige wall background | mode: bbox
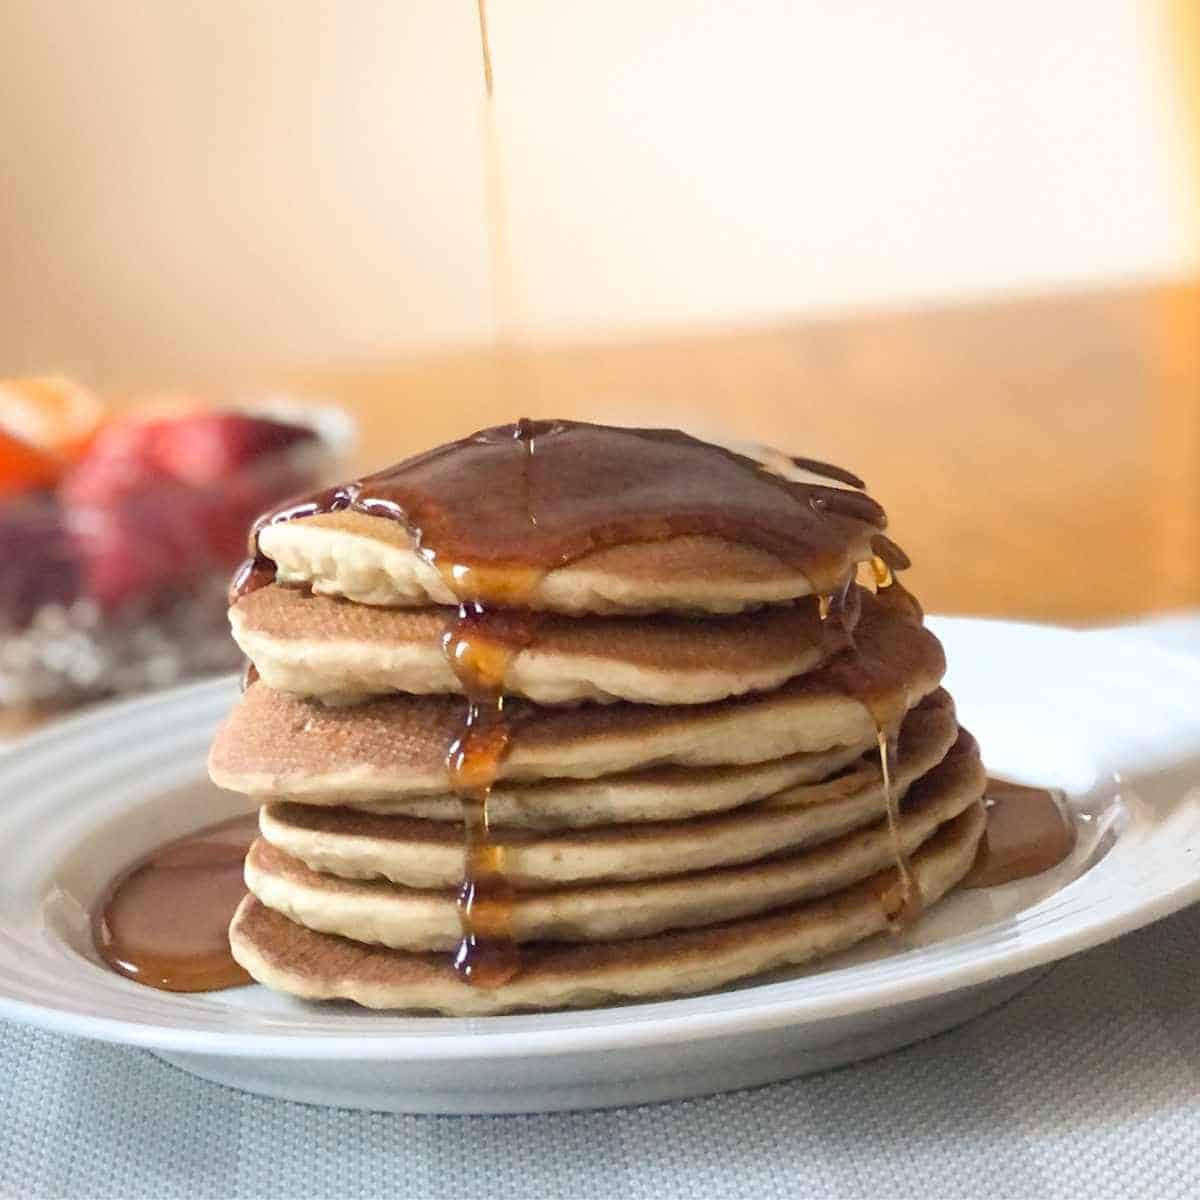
[1,0,1195,387]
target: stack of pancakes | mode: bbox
[209,423,986,1015]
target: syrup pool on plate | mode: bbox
[94,813,258,992]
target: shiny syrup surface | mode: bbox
[232,421,886,608]
[94,813,258,992]
[964,780,1077,888]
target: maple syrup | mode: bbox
[94,813,257,992]
[447,696,521,988]
[871,725,922,929]
[829,539,925,929]
[435,420,543,985]
[963,779,1076,888]
[228,555,275,609]
[231,421,889,611]
[442,598,541,986]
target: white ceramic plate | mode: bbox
[1,618,1198,1114]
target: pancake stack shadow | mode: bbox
[208,423,988,1015]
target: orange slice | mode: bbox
[0,429,63,498]
[0,376,103,457]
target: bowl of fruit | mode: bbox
[0,379,354,732]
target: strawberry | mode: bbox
[148,412,316,486]
[59,420,166,507]
[69,481,221,610]
[59,409,321,610]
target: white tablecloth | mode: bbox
[3,616,1198,1200]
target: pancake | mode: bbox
[364,689,954,828]
[247,727,983,948]
[257,719,972,888]
[209,589,945,798]
[229,801,985,1014]
[231,585,845,706]
[261,514,834,615]
[360,738,874,826]
[252,427,886,615]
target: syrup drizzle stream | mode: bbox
[477,0,535,418]
[867,544,926,929]
[873,725,922,929]
[479,0,515,342]
[439,13,534,987]
[441,423,543,987]
[476,0,494,96]
[818,541,923,930]
[445,683,520,987]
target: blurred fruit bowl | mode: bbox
[0,381,354,728]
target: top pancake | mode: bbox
[209,590,945,799]
[250,423,888,614]
[230,585,846,705]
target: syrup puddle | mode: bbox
[93,813,257,992]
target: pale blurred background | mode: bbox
[1,0,1198,636]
